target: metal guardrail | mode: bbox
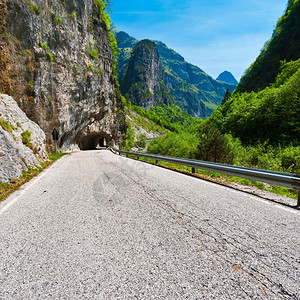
[112,148,300,207]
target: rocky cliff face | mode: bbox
[0,94,47,183]
[117,31,236,119]
[120,40,173,110]
[0,0,125,151]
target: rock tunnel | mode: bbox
[78,132,112,150]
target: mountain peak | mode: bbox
[116,31,138,48]
[216,71,238,85]
[120,39,173,110]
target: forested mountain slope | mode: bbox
[214,59,300,145]
[236,0,300,93]
[117,31,236,119]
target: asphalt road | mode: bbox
[0,150,299,299]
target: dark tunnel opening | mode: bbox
[78,133,111,150]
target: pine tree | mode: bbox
[221,88,231,105]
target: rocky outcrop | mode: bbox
[0,0,125,151]
[120,40,173,110]
[0,94,47,183]
[126,108,166,141]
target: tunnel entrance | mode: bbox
[78,133,111,150]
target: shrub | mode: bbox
[0,118,14,133]
[21,130,33,149]
[87,43,99,60]
[148,132,198,159]
[71,11,77,21]
[120,125,135,150]
[196,122,233,164]
[136,134,147,149]
[26,0,42,15]
[46,52,53,61]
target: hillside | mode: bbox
[236,0,300,93]
[215,58,300,146]
[117,31,236,119]
[215,0,300,146]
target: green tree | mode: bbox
[196,122,233,163]
[221,88,231,105]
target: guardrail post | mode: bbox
[297,191,300,208]
[192,167,195,174]
[155,160,158,165]
[137,156,139,160]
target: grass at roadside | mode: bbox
[125,154,298,201]
[0,153,69,202]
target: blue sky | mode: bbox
[110,0,287,81]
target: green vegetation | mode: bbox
[124,105,167,135]
[93,0,119,78]
[236,0,300,93]
[0,153,68,203]
[26,0,42,15]
[0,118,14,133]
[87,41,99,59]
[136,134,147,149]
[39,41,54,62]
[122,96,202,133]
[120,124,135,150]
[148,132,198,158]
[39,41,49,50]
[142,58,300,198]
[214,59,300,146]
[148,118,300,175]
[116,31,236,118]
[49,7,66,26]
[21,130,34,150]
[71,10,77,21]
[47,52,54,62]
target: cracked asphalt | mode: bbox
[0,150,299,299]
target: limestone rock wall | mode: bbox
[0,0,125,151]
[0,94,47,183]
[120,40,173,110]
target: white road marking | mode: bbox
[249,195,300,215]
[0,156,66,216]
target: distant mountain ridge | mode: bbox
[216,71,238,85]
[117,31,236,118]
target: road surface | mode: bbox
[0,150,299,299]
